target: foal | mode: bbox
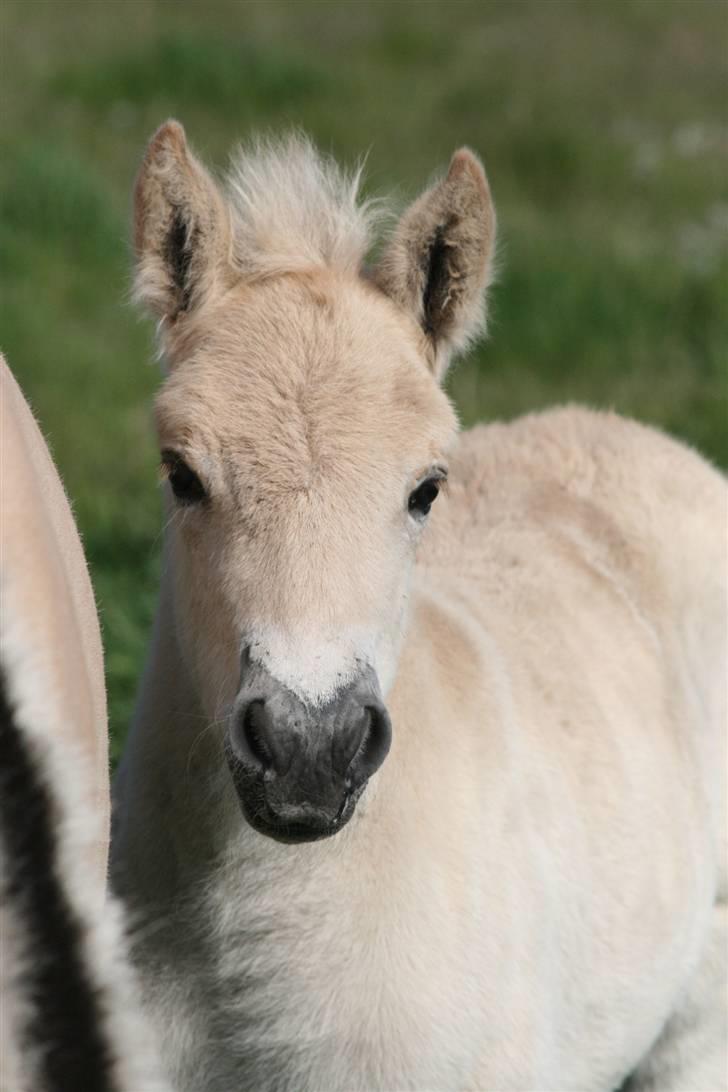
[112,122,727,1091]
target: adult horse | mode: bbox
[0,355,168,1092]
[112,121,727,1091]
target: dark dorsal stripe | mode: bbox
[0,666,116,1092]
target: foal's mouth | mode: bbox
[224,745,364,844]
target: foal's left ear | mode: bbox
[133,120,233,329]
[374,149,496,379]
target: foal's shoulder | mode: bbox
[434,404,725,602]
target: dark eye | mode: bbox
[408,477,441,519]
[161,450,206,505]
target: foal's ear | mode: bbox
[133,120,232,325]
[374,149,496,378]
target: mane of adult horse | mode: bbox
[112,122,727,1092]
[0,355,169,1092]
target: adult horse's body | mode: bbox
[0,355,109,890]
[0,355,168,1092]
[112,122,727,1091]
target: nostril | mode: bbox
[241,700,274,771]
[232,694,298,778]
[347,704,392,786]
[364,705,392,774]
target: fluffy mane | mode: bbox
[225,134,385,279]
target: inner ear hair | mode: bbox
[421,218,458,339]
[164,206,196,317]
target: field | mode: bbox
[1,0,726,760]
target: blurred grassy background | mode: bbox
[1,0,726,761]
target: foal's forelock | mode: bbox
[227,134,384,280]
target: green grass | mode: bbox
[1,0,726,761]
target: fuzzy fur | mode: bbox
[115,124,727,1091]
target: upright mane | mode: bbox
[226,134,385,279]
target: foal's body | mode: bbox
[116,408,726,1090]
[112,123,727,1090]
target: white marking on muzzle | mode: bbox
[246,626,378,707]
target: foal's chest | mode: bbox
[167,866,487,1092]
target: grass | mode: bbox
[1,0,726,761]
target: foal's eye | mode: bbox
[408,478,442,519]
[161,451,207,505]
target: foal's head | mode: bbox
[134,121,496,842]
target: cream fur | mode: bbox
[113,124,728,1091]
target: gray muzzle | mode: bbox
[225,649,391,843]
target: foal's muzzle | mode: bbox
[225,654,391,843]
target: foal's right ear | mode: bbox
[374,149,496,380]
[133,120,233,325]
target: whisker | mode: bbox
[185,717,228,777]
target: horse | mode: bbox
[111,120,727,1091]
[0,355,169,1092]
